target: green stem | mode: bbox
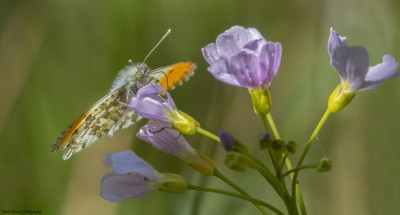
[248,157,298,215]
[260,115,270,131]
[266,113,302,215]
[291,109,331,214]
[266,113,280,139]
[294,109,331,170]
[188,184,285,215]
[282,165,317,178]
[196,127,220,142]
[214,169,269,215]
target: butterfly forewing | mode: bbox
[150,62,196,90]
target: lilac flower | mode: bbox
[202,26,282,89]
[327,28,399,113]
[137,121,216,176]
[128,83,199,135]
[329,28,399,92]
[100,150,187,202]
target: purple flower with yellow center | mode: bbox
[128,83,199,135]
[328,28,399,112]
[137,120,216,176]
[202,26,282,116]
[100,150,187,202]
[202,26,282,89]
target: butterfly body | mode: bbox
[51,62,196,160]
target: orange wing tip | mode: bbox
[159,62,196,90]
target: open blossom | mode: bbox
[202,26,282,89]
[100,150,187,202]
[128,83,199,135]
[327,28,399,112]
[329,28,399,92]
[137,121,216,176]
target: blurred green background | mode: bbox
[1,0,400,214]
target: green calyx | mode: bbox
[157,173,188,193]
[170,110,200,135]
[250,88,272,116]
[328,84,356,113]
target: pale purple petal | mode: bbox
[328,27,347,57]
[216,26,255,58]
[137,121,196,160]
[247,28,263,40]
[230,50,260,88]
[136,84,176,108]
[104,151,158,180]
[244,39,267,53]
[129,97,170,121]
[358,54,400,90]
[366,54,399,81]
[259,42,282,86]
[330,45,370,90]
[202,43,219,64]
[136,83,165,99]
[100,172,156,202]
[207,59,241,86]
[128,84,177,121]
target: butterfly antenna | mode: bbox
[143,29,171,63]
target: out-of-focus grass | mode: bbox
[1,0,399,214]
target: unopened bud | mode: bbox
[317,158,332,172]
[218,130,236,151]
[286,141,297,154]
[259,132,273,150]
[224,152,249,172]
[272,139,285,152]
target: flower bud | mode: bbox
[317,158,332,172]
[259,132,273,150]
[157,173,188,193]
[272,139,285,153]
[224,152,249,172]
[328,84,355,113]
[250,88,272,116]
[286,141,297,154]
[218,130,236,151]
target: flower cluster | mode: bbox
[97,26,399,215]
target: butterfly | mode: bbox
[50,61,196,160]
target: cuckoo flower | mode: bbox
[202,26,282,116]
[128,83,199,135]
[100,150,187,202]
[137,121,216,176]
[328,28,400,112]
[202,26,282,89]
